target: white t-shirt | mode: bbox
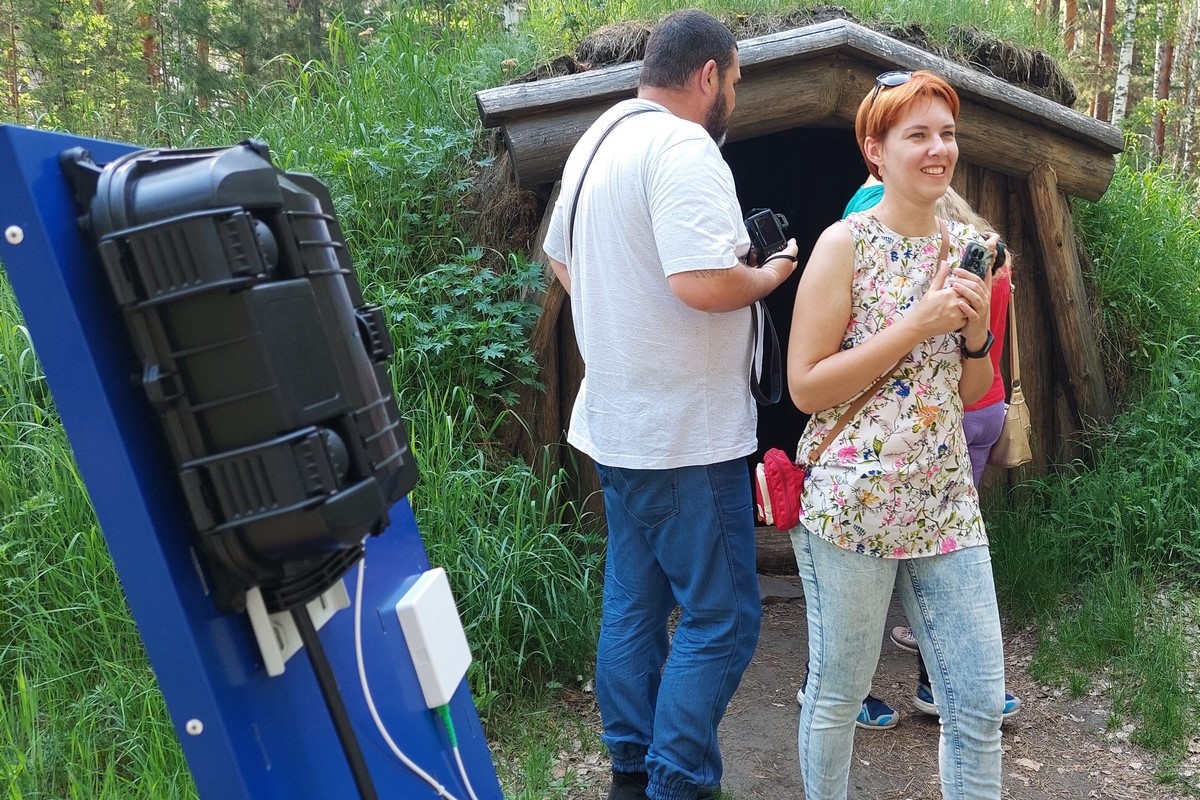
[543,98,756,469]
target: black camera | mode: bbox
[744,208,789,264]
[960,241,995,278]
[961,239,1008,278]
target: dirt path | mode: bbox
[555,575,1199,799]
[717,577,1192,799]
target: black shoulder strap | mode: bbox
[750,300,782,405]
[565,106,660,261]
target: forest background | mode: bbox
[3,0,1200,797]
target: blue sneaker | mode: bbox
[1002,692,1022,719]
[914,683,938,716]
[796,685,899,730]
[856,694,899,730]
[914,684,1023,720]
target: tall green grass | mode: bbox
[0,277,195,796]
[522,0,1065,65]
[989,158,1200,755]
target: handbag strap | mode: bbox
[804,218,950,466]
[1006,284,1021,384]
[565,106,661,261]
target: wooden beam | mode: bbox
[1027,162,1113,424]
[1006,175,1055,476]
[756,526,798,575]
[501,57,846,187]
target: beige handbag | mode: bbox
[988,288,1033,468]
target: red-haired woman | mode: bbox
[787,71,1006,799]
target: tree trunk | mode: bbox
[5,15,17,110]
[1065,0,1078,53]
[1151,2,1175,158]
[1095,0,1117,122]
[1180,0,1200,173]
[138,12,160,88]
[197,36,210,111]
[1111,0,1139,124]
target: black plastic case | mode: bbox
[62,141,418,613]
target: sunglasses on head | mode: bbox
[868,70,913,110]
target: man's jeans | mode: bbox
[595,459,761,800]
[791,529,1005,800]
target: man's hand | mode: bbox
[668,238,799,312]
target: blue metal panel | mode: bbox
[0,124,502,800]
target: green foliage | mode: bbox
[0,0,158,140]
[383,248,544,408]
[521,0,1065,63]
[988,154,1200,753]
[404,386,603,709]
[1074,157,1200,404]
[0,276,195,797]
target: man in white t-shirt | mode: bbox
[543,10,798,800]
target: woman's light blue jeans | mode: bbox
[791,527,1005,799]
[595,459,761,800]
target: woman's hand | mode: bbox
[950,233,997,348]
[907,260,971,338]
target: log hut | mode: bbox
[474,18,1123,572]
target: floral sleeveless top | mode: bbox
[797,213,986,559]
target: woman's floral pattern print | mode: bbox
[797,213,987,559]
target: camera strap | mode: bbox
[749,298,782,405]
[564,104,784,406]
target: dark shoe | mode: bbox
[914,683,938,716]
[915,683,1022,720]
[608,770,649,800]
[855,694,899,730]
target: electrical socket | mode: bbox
[395,568,472,709]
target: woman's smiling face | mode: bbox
[867,97,958,203]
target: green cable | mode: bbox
[436,704,459,748]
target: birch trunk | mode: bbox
[5,13,16,110]
[1180,0,1200,173]
[1111,0,1138,124]
[1065,0,1078,53]
[1095,0,1117,122]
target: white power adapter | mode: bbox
[395,567,473,709]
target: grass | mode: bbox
[0,276,196,797]
[988,156,1200,762]
[3,1,1200,796]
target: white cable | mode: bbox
[353,557,463,800]
[452,745,482,800]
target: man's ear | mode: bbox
[698,58,719,96]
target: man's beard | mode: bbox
[704,87,728,147]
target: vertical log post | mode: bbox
[1027,162,1114,425]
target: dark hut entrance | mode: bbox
[723,127,866,465]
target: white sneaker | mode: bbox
[890,625,918,652]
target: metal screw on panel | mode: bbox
[185,719,204,736]
[4,225,23,245]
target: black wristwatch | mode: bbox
[961,330,994,359]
